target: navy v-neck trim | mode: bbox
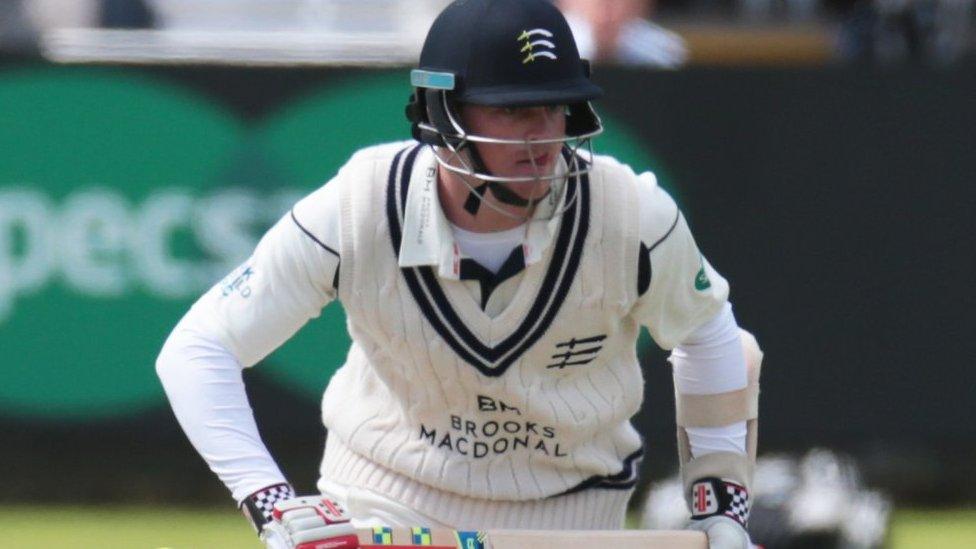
[386,144,591,377]
[458,245,525,310]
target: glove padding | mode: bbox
[262,496,360,549]
[687,516,752,549]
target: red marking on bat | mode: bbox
[296,533,359,549]
[362,546,457,549]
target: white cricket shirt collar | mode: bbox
[398,146,569,280]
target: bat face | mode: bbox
[359,526,483,548]
[355,527,707,549]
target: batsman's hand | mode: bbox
[687,515,751,549]
[262,496,360,549]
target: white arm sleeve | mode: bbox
[156,181,342,503]
[671,303,748,458]
[156,312,287,503]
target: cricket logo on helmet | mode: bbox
[405,0,604,220]
[518,28,558,64]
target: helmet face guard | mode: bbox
[407,82,602,219]
[405,0,606,219]
[411,83,603,181]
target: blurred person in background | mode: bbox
[16,0,159,33]
[27,0,154,30]
[100,0,155,29]
[20,0,99,32]
[146,0,449,33]
[0,0,40,54]
[555,0,688,67]
[839,0,974,65]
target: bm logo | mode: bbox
[518,28,558,64]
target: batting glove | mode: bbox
[241,483,359,549]
[686,477,753,549]
[687,515,751,549]
[262,496,359,549]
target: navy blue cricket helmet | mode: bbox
[406,0,603,154]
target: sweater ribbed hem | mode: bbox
[319,438,632,530]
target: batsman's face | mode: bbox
[460,103,567,197]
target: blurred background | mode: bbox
[1,0,974,547]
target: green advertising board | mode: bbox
[0,66,660,420]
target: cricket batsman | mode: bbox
[156,1,762,548]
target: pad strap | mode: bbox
[674,328,763,428]
[675,386,757,427]
[241,482,296,534]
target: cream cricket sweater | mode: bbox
[314,143,727,527]
[166,141,729,529]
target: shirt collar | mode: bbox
[398,145,570,279]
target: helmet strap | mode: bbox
[463,182,490,215]
[459,141,491,215]
[487,181,550,208]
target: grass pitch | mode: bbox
[1,506,261,549]
[887,509,976,548]
[0,506,973,548]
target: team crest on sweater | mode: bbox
[546,333,607,369]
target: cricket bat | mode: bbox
[356,526,707,548]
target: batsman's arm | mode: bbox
[627,170,757,547]
[156,320,290,503]
[628,169,751,466]
[675,327,761,549]
[156,213,337,496]
[156,185,342,510]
